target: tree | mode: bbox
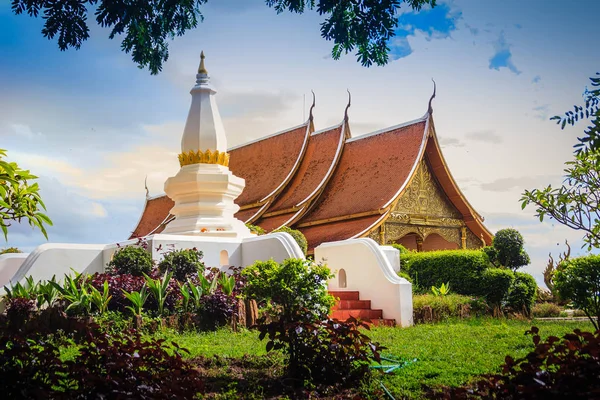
[551,73,600,154]
[521,149,600,250]
[0,149,52,240]
[11,0,436,75]
[486,228,531,271]
[554,255,600,330]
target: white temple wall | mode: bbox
[0,253,29,287]
[315,238,413,327]
[8,243,106,287]
[1,232,304,288]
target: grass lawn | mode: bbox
[369,318,593,398]
[155,317,593,399]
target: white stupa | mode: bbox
[161,52,252,238]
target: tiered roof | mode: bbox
[130,99,493,252]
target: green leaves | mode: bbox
[13,0,437,73]
[554,255,600,330]
[431,282,450,296]
[143,270,173,316]
[122,285,149,316]
[551,72,600,153]
[0,148,52,240]
[217,272,235,296]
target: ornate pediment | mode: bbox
[392,158,462,224]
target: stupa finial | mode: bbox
[198,51,208,74]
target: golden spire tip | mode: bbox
[198,51,208,74]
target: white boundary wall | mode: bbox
[1,232,303,288]
[315,238,413,327]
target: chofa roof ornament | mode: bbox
[308,90,316,122]
[428,79,436,115]
[344,89,352,121]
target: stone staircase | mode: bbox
[329,290,395,327]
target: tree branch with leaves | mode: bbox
[11,0,436,74]
[551,72,600,153]
[0,149,52,240]
[521,150,600,250]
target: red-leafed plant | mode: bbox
[0,323,205,399]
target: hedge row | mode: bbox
[401,250,489,296]
[400,249,537,314]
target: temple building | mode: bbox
[131,89,493,254]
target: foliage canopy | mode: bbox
[551,72,600,153]
[488,228,531,270]
[11,0,436,74]
[554,255,600,330]
[521,149,600,250]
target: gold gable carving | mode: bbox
[393,159,461,220]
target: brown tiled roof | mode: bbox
[130,196,174,239]
[129,112,492,250]
[235,207,262,224]
[300,214,384,252]
[258,212,297,232]
[257,123,345,230]
[300,119,428,224]
[229,123,310,206]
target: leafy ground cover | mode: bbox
[150,318,592,399]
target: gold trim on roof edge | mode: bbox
[178,149,230,167]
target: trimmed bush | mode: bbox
[506,271,537,315]
[158,248,205,281]
[532,302,562,318]
[107,246,153,276]
[489,228,531,270]
[272,226,308,256]
[555,254,600,330]
[402,250,489,296]
[480,268,514,308]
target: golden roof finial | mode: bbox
[198,51,208,74]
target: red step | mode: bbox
[332,299,371,310]
[328,290,395,327]
[331,309,383,320]
[329,291,359,301]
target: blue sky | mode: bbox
[1,0,599,284]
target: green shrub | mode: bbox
[391,243,409,254]
[506,272,537,315]
[0,247,21,254]
[242,258,335,376]
[532,302,562,318]
[273,226,308,255]
[107,247,153,276]
[402,250,489,296]
[489,228,531,270]
[158,248,205,281]
[480,268,514,308]
[555,255,600,330]
[245,223,265,235]
[413,294,474,323]
[573,309,587,317]
[398,271,412,283]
